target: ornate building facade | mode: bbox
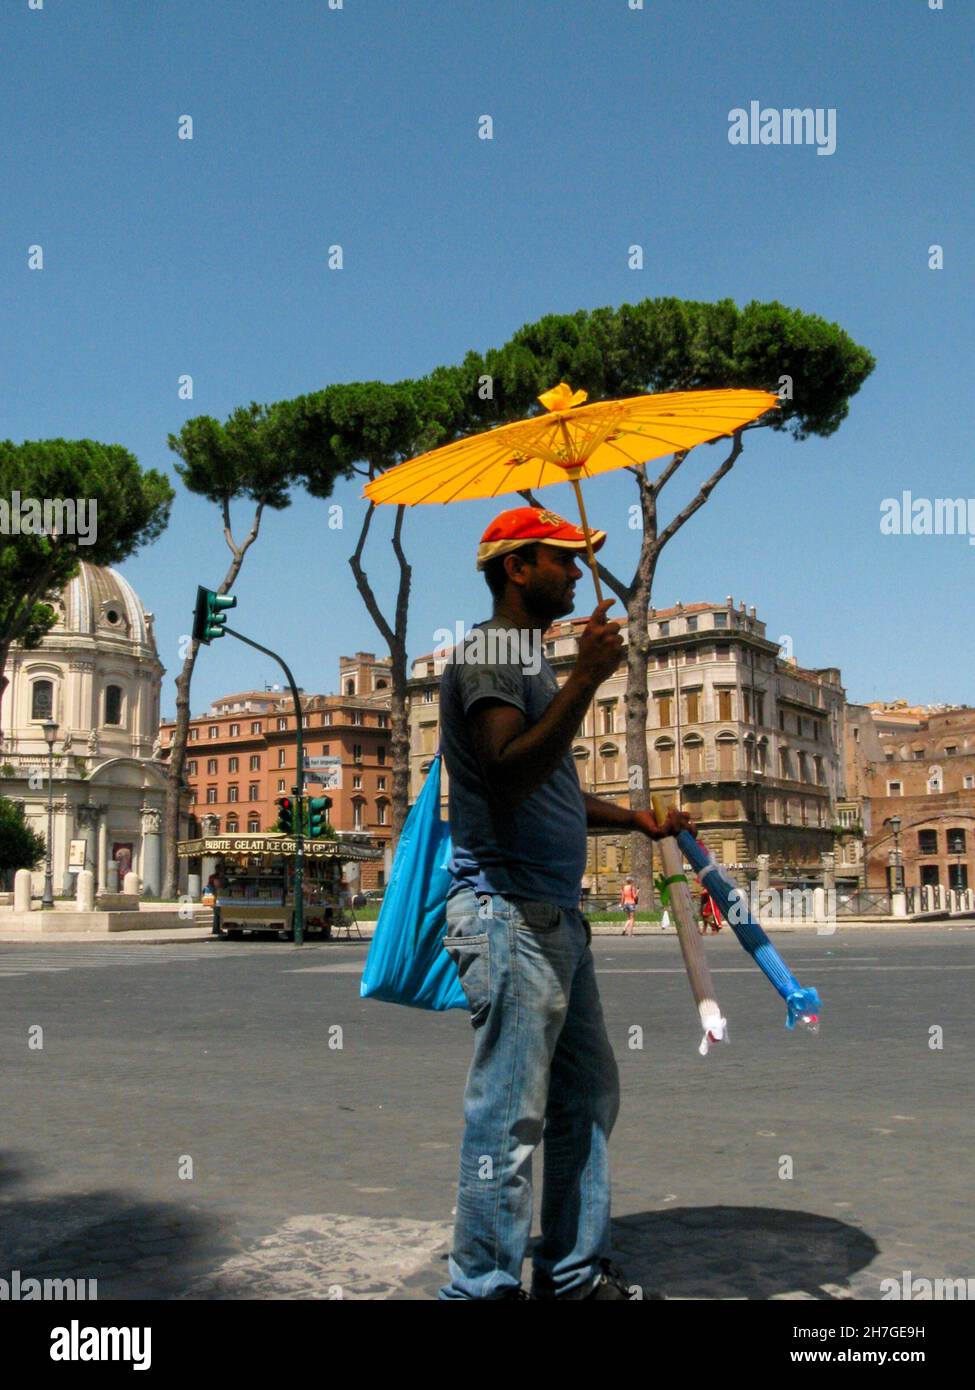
[0,563,170,895]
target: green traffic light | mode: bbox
[192,586,237,645]
[307,796,332,839]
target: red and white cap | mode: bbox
[475,506,606,571]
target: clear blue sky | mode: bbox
[2,0,971,718]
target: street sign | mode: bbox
[303,755,342,789]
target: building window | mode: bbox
[352,710,363,725]
[599,744,619,783]
[686,616,698,631]
[377,714,389,728]
[377,801,388,826]
[278,749,287,767]
[927,768,944,795]
[797,751,809,783]
[423,689,434,704]
[684,649,697,664]
[655,739,675,778]
[207,758,218,775]
[248,814,260,832]
[965,775,974,790]
[713,612,728,629]
[913,748,925,760]
[353,775,362,789]
[600,703,615,735]
[779,711,786,732]
[251,721,262,734]
[918,829,938,854]
[249,755,260,771]
[277,717,288,731]
[345,679,356,696]
[277,779,286,793]
[683,736,704,776]
[104,685,123,725]
[945,745,958,756]
[352,800,364,830]
[656,695,672,727]
[208,725,218,739]
[226,817,238,834]
[887,781,902,796]
[947,829,966,854]
[353,743,363,761]
[685,690,701,724]
[187,760,197,775]
[31,680,54,720]
[717,689,733,721]
[715,643,731,661]
[228,756,239,773]
[206,787,217,804]
[377,775,387,791]
[659,621,670,637]
[230,723,240,736]
[227,785,238,803]
[322,712,332,726]
[717,736,736,774]
[779,748,793,780]
[248,784,259,801]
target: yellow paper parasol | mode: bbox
[363,384,779,601]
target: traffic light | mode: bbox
[276,796,294,834]
[308,796,332,839]
[192,586,237,645]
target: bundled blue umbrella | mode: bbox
[360,753,466,1011]
[676,831,822,1031]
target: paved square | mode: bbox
[0,928,971,1299]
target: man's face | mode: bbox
[511,543,583,621]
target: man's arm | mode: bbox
[468,600,624,810]
[584,793,695,840]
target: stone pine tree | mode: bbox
[273,374,466,846]
[474,299,875,901]
[160,404,352,900]
[0,438,173,741]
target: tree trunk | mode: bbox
[160,502,264,900]
[349,499,412,850]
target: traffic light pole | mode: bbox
[220,626,306,945]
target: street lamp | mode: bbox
[884,814,903,894]
[41,718,59,909]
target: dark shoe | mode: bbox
[497,1287,530,1300]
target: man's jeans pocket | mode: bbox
[442,929,491,1028]
[510,898,561,933]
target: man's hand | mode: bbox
[632,807,696,841]
[574,600,624,688]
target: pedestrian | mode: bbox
[579,872,592,911]
[702,892,720,934]
[619,877,638,936]
[437,505,692,1300]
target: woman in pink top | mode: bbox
[619,877,638,936]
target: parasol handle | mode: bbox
[567,473,604,605]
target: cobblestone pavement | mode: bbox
[0,929,971,1299]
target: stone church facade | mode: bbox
[0,563,174,896]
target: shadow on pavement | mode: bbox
[607,1205,879,1299]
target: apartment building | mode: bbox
[846,703,975,892]
[159,653,393,888]
[407,597,845,890]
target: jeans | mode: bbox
[438,884,621,1300]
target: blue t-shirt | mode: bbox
[438,619,588,910]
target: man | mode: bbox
[437,506,692,1301]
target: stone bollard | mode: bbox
[106,862,119,892]
[14,868,32,912]
[892,890,907,918]
[757,854,770,893]
[76,869,95,912]
[187,872,201,901]
[812,886,826,922]
[123,870,141,896]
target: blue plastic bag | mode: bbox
[359,753,466,1010]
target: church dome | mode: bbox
[55,562,156,653]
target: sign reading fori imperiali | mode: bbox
[177,836,382,860]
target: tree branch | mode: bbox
[652,429,745,556]
[349,501,398,652]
